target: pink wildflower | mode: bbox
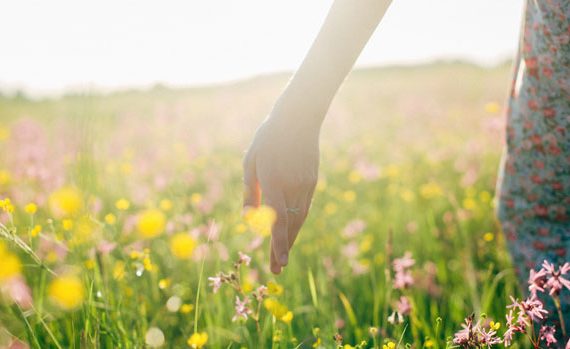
[528,268,547,296]
[393,252,415,272]
[238,251,251,266]
[396,296,411,316]
[232,296,252,322]
[541,261,570,295]
[539,325,557,347]
[208,275,222,293]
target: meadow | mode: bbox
[0,62,560,348]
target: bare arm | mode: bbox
[244,0,392,274]
[277,0,393,127]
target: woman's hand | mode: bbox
[243,107,320,274]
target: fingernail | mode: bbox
[280,253,288,266]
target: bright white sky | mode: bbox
[0,0,524,96]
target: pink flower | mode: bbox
[208,276,222,293]
[396,296,411,316]
[253,285,268,301]
[539,325,557,347]
[232,296,251,322]
[393,270,414,289]
[237,251,251,266]
[393,252,415,272]
[528,268,547,296]
[541,261,570,295]
[1,277,33,309]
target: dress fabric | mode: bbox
[497,0,570,333]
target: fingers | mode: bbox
[270,244,282,274]
[243,155,261,209]
[264,190,289,272]
[286,183,316,249]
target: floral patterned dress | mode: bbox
[497,0,569,329]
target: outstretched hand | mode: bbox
[243,109,320,274]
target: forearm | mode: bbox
[276,0,393,126]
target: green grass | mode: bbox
[0,61,528,348]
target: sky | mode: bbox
[0,0,524,96]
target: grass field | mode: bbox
[0,61,542,348]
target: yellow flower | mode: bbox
[187,332,208,348]
[348,171,362,184]
[180,304,194,314]
[0,170,10,186]
[383,341,396,349]
[62,219,74,231]
[343,190,356,203]
[104,213,117,225]
[170,233,196,260]
[190,193,202,205]
[425,339,435,347]
[264,298,289,319]
[384,164,400,178]
[113,261,126,281]
[267,281,284,296]
[159,199,173,211]
[483,232,495,242]
[0,127,10,141]
[400,189,415,203]
[462,197,477,211]
[85,259,96,269]
[30,225,42,237]
[0,244,22,281]
[48,275,85,310]
[244,205,276,237]
[234,223,247,234]
[24,203,37,214]
[0,198,15,214]
[137,209,166,239]
[49,187,83,218]
[313,338,322,348]
[281,310,294,324]
[158,278,171,289]
[490,321,501,330]
[324,202,338,215]
[484,102,501,114]
[420,182,443,199]
[115,198,130,211]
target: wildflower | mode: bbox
[137,209,166,239]
[343,219,366,238]
[48,274,85,310]
[159,199,173,211]
[145,327,165,348]
[313,337,322,348]
[48,187,83,218]
[267,280,284,296]
[232,296,252,322]
[528,268,547,296]
[541,260,570,295]
[0,198,15,214]
[62,219,74,231]
[264,298,289,318]
[30,224,42,237]
[190,193,202,205]
[243,205,276,237]
[104,213,116,225]
[170,233,196,259]
[420,182,443,199]
[158,278,171,289]
[180,304,194,314]
[253,285,268,301]
[539,325,557,347]
[24,203,37,215]
[369,327,379,337]
[387,311,403,325]
[393,252,415,271]
[208,275,222,293]
[187,332,208,348]
[483,232,494,242]
[0,244,22,281]
[519,296,548,322]
[281,310,294,324]
[166,296,182,312]
[113,262,125,281]
[115,198,130,211]
[396,296,411,316]
[453,314,502,348]
[383,341,396,349]
[237,251,251,266]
